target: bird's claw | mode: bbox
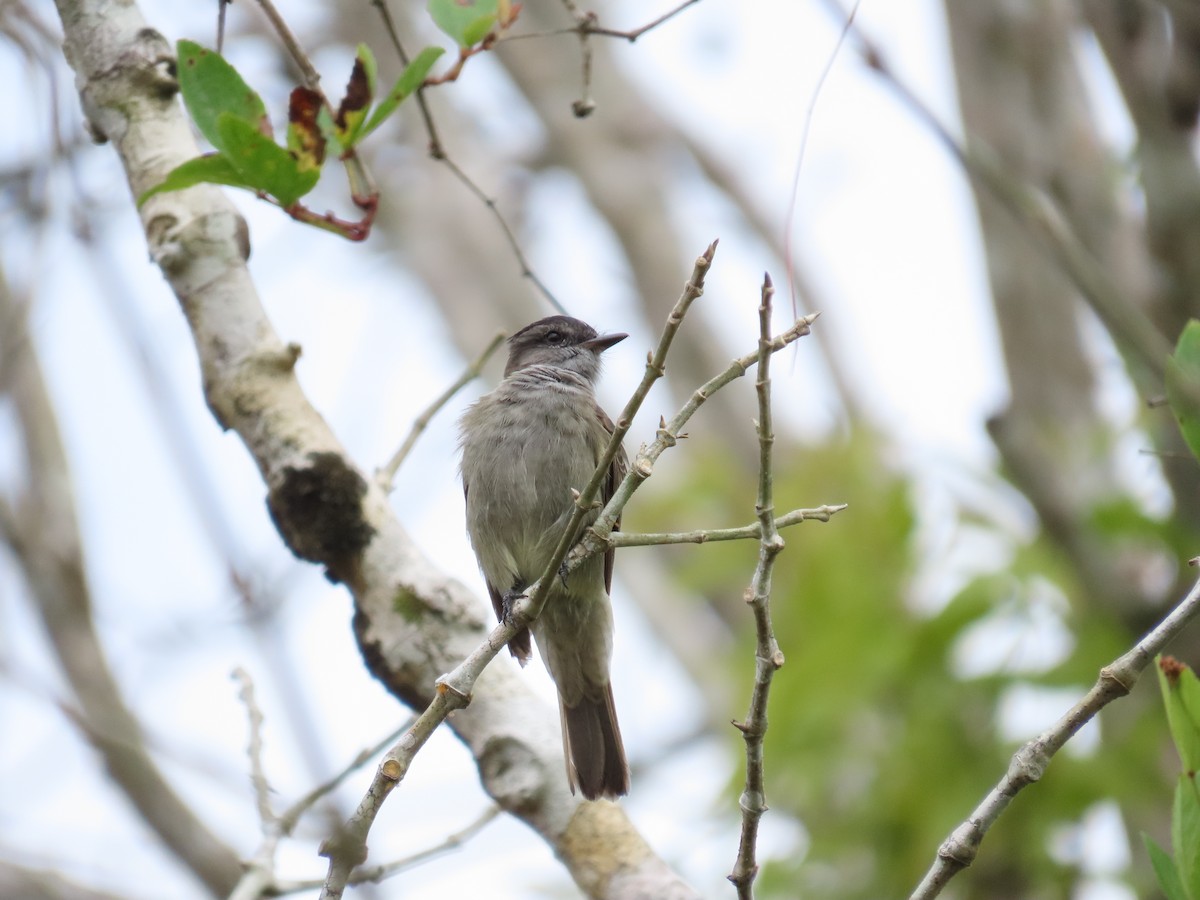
[557,561,570,587]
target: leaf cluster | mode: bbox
[139,41,442,209]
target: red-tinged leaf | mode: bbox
[137,153,257,206]
[176,40,272,151]
[288,87,326,171]
[336,44,377,147]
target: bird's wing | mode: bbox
[596,406,628,595]
[463,481,533,664]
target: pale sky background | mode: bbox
[0,0,1151,897]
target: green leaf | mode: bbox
[359,46,445,139]
[1145,834,1190,900]
[335,44,377,148]
[176,40,271,153]
[1166,320,1200,463]
[1174,774,1200,898]
[428,0,498,47]
[137,154,257,206]
[217,114,318,207]
[1159,657,1200,775]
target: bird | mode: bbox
[459,315,630,800]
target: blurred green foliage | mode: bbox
[640,426,1181,898]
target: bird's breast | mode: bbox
[460,375,606,582]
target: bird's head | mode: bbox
[504,315,627,382]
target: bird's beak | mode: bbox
[581,332,628,353]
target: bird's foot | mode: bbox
[501,589,527,625]
[557,560,570,587]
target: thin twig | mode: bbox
[727,274,788,897]
[518,0,704,44]
[589,0,704,41]
[574,310,820,562]
[275,806,500,895]
[232,667,274,828]
[439,155,566,312]
[250,0,322,91]
[574,15,596,117]
[370,0,441,148]
[228,715,417,900]
[376,330,507,491]
[216,0,230,53]
[278,717,416,836]
[558,0,596,116]
[608,503,846,548]
[228,667,282,900]
[349,805,500,883]
[370,0,567,312]
[909,558,1200,900]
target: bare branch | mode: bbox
[727,274,789,896]
[909,559,1200,899]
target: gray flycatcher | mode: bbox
[458,315,630,800]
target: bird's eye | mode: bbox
[545,330,563,343]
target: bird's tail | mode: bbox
[560,683,629,800]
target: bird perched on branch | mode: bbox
[459,315,629,800]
